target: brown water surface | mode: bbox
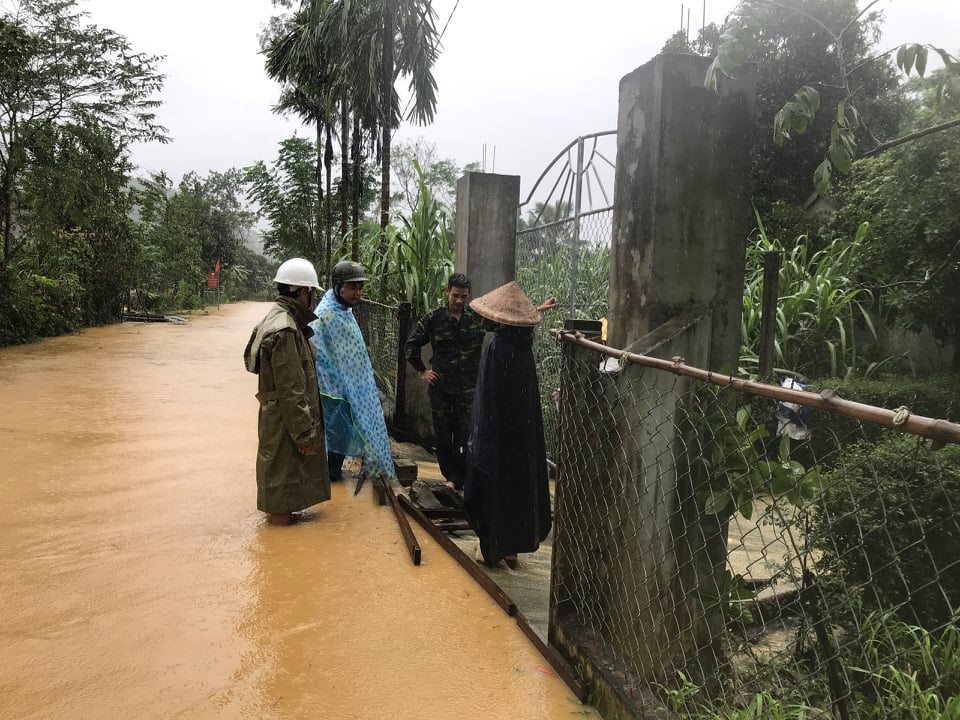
[0,303,598,720]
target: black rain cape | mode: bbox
[464,326,552,565]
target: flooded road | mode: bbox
[0,302,598,720]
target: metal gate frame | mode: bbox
[516,130,616,317]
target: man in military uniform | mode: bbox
[244,258,331,525]
[405,274,491,490]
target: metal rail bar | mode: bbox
[526,158,570,228]
[520,131,616,210]
[398,494,517,614]
[595,150,616,169]
[590,161,610,206]
[516,206,614,236]
[384,481,421,565]
[397,495,587,703]
[569,137,585,317]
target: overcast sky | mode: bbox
[81,0,960,204]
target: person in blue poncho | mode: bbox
[309,260,396,491]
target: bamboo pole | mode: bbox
[551,330,960,445]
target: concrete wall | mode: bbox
[608,53,756,372]
[551,313,719,713]
[878,325,957,374]
[454,172,520,296]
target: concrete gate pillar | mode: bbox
[454,172,520,296]
[608,53,756,370]
[549,54,757,719]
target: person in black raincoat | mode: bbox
[464,281,556,567]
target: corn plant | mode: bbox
[391,161,454,316]
[515,218,611,457]
[351,161,452,316]
[741,208,879,379]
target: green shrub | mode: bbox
[800,374,960,466]
[0,270,86,346]
[0,271,41,345]
[818,375,960,421]
[852,611,960,711]
[811,436,960,629]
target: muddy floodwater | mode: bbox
[0,303,598,720]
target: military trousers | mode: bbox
[428,386,474,490]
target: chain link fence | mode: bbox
[353,298,404,424]
[551,332,960,719]
[517,208,613,459]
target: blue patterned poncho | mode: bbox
[309,290,396,480]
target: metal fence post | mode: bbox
[568,136,585,318]
[394,302,412,433]
[758,251,781,382]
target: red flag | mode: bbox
[214,257,221,276]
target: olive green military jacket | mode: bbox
[404,307,495,396]
[244,297,331,513]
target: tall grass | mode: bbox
[741,210,880,379]
[352,160,453,316]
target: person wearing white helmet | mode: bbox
[243,258,331,525]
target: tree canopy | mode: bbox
[0,0,167,268]
[705,0,958,195]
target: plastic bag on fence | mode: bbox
[775,377,813,440]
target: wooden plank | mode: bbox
[398,494,517,616]
[758,251,781,382]
[514,610,587,702]
[393,302,412,432]
[383,481,421,565]
[398,496,589,705]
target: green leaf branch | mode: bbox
[705,1,960,193]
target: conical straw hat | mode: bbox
[469,281,543,327]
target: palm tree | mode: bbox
[276,85,336,269]
[262,5,339,273]
[262,0,441,275]
[377,0,440,258]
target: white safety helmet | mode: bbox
[273,258,322,290]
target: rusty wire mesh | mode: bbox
[551,339,960,719]
[516,209,613,460]
[353,298,400,422]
